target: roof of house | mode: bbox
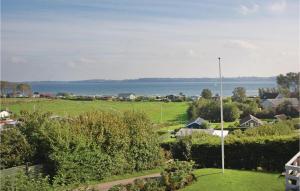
[239,114,263,126]
[186,117,206,127]
[118,93,135,97]
[263,98,299,107]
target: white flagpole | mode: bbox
[218,57,225,174]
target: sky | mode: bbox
[1,0,299,81]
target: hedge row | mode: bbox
[161,135,299,172]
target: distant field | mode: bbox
[0,98,188,124]
[181,168,285,191]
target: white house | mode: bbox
[118,93,136,100]
[0,110,11,119]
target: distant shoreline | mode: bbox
[25,76,276,84]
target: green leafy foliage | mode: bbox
[108,161,195,191]
[161,160,196,190]
[232,87,246,102]
[201,89,212,99]
[5,110,162,186]
[0,170,52,191]
[162,121,298,172]
[187,99,240,122]
[0,128,32,169]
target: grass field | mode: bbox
[0,98,189,124]
[181,168,285,191]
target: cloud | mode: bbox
[224,40,259,50]
[67,57,98,68]
[238,4,259,15]
[9,56,28,65]
[268,0,287,13]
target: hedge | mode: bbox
[161,135,299,172]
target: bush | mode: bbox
[0,128,32,169]
[162,133,299,172]
[16,111,162,186]
[0,170,52,191]
[161,160,196,190]
[108,161,195,191]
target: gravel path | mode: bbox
[77,173,161,191]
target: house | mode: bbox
[166,95,176,102]
[118,93,136,101]
[186,117,208,129]
[274,114,288,121]
[32,92,40,98]
[239,114,263,128]
[188,96,200,101]
[175,128,229,138]
[261,98,299,110]
[0,110,11,119]
[99,95,115,101]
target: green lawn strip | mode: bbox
[58,168,162,191]
[180,168,285,191]
[1,98,188,124]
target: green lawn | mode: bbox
[0,98,188,124]
[181,168,285,191]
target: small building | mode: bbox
[274,114,288,121]
[0,110,11,119]
[32,92,40,98]
[188,96,200,102]
[239,114,263,128]
[175,128,229,138]
[186,117,208,129]
[118,93,136,101]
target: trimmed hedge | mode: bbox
[161,135,299,172]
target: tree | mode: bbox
[277,72,299,92]
[187,99,240,122]
[223,103,240,122]
[232,87,246,102]
[237,100,259,118]
[201,89,212,99]
[16,83,32,96]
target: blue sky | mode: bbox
[1,0,299,81]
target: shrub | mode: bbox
[16,110,162,185]
[161,160,196,190]
[0,170,52,191]
[162,134,298,172]
[108,161,195,191]
[0,128,32,169]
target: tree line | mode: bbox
[0,81,32,97]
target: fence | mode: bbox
[285,152,300,191]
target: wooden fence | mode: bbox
[285,152,300,191]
